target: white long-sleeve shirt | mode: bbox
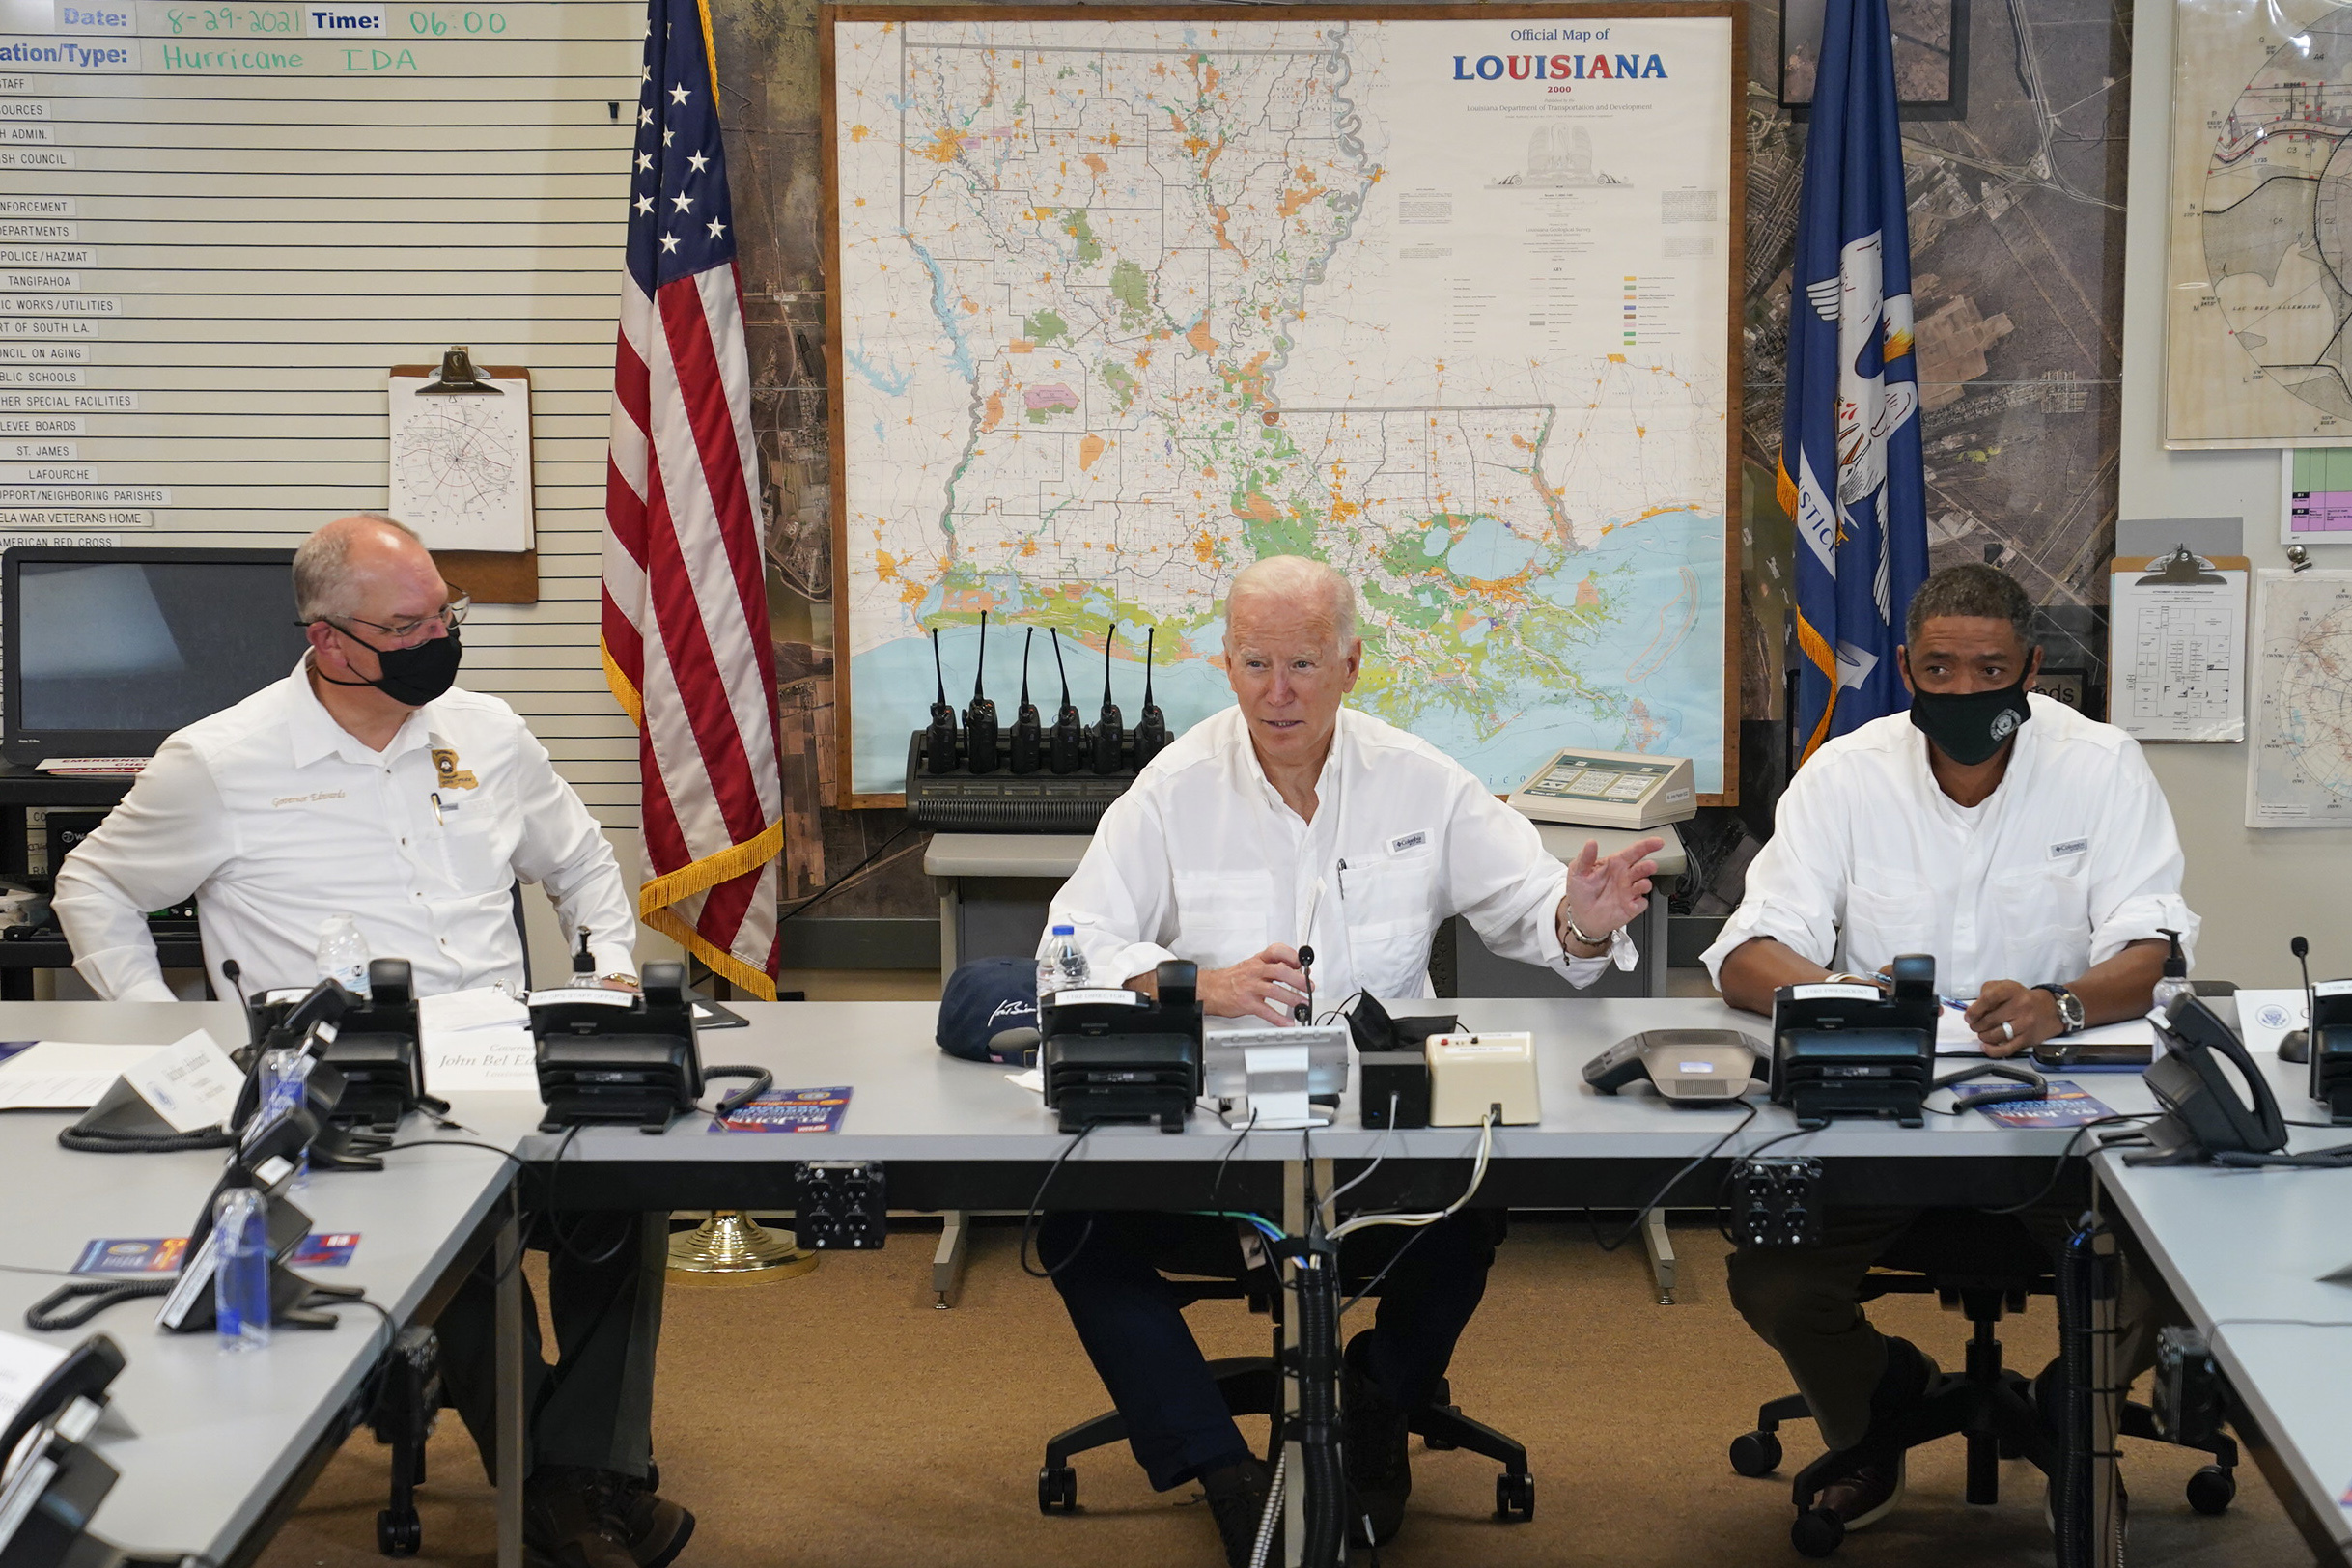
[1045,704,1633,1006]
[1699,693,2198,996]
[54,660,635,1002]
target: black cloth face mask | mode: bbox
[317,626,463,707]
[1906,670,2031,767]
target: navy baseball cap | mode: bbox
[937,956,1041,1065]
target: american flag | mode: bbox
[602,0,784,997]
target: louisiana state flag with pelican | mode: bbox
[1778,0,1929,763]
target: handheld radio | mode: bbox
[1010,625,1043,773]
[1049,629,1086,774]
[1091,622,1125,773]
[1133,625,1168,768]
[964,609,1001,775]
[925,629,960,774]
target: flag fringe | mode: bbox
[636,817,784,999]
[643,906,778,1001]
[1794,611,1840,763]
[602,634,646,730]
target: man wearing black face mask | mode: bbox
[1698,562,2195,1538]
[56,515,698,1568]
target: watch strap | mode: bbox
[2034,982,2085,1034]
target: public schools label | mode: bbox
[0,486,164,503]
[0,509,150,527]
[0,367,81,384]
[1,295,116,314]
[0,150,71,168]
[0,38,137,70]
[0,390,131,407]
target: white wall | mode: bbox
[2120,2,2352,987]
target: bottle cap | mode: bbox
[1050,923,1074,936]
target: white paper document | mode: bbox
[419,988,537,1092]
[1936,1005,2153,1058]
[2108,556,2248,742]
[0,1043,171,1110]
[386,372,534,552]
[115,1030,240,1132]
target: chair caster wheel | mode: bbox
[2186,1465,2234,1515]
[1792,1507,1845,1557]
[1729,1429,1782,1477]
[376,1507,421,1556]
[1037,1465,1078,1515]
[1494,1471,1534,1521]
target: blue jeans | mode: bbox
[1039,1209,1499,1490]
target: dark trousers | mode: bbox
[436,1210,668,1485]
[1040,1209,1500,1491]
[1725,1204,2161,1452]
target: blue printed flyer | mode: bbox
[1972,1081,2114,1129]
[709,1086,852,1134]
[73,1233,358,1274]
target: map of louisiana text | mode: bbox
[828,9,1737,799]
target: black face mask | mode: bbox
[320,626,463,707]
[1907,669,2032,767]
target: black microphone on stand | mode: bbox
[1294,944,1315,1025]
[1010,627,1043,774]
[2283,935,2316,1064]
[220,958,260,1058]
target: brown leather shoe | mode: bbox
[1814,1451,1906,1531]
[597,1473,695,1568]
[523,1468,636,1568]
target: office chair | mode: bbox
[1037,1269,1536,1522]
[1726,1209,2237,1557]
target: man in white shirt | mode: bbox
[55,516,692,1568]
[1038,556,1660,1565]
[1701,562,2195,1535]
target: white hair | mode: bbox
[293,513,421,622]
[1224,555,1358,648]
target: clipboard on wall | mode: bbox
[2107,546,2249,742]
[387,350,538,604]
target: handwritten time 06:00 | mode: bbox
[163,5,507,32]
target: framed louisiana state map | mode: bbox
[823,4,1744,805]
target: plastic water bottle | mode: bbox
[1037,923,1088,1002]
[213,1186,272,1352]
[259,1045,314,1190]
[316,911,369,994]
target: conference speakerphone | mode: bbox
[1508,747,1696,830]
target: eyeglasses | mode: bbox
[317,593,471,642]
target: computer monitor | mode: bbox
[2,546,312,766]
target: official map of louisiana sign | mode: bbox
[824,5,1742,804]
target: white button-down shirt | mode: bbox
[54,660,635,1003]
[1700,694,2198,996]
[1045,704,1632,1006]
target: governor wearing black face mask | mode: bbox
[1696,562,2197,1540]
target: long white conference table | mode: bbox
[2,994,2343,1567]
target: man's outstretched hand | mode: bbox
[1559,836,1665,952]
[1195,944,1309,1026]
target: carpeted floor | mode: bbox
[258,1218,2314,1568]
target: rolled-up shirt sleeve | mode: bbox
[54,741,236,1002]
[1045,789,1181,986]
[506,725,637,978]
[2086,742,2199,967]
[1699,763,1847,987]
[1445,783,1633,989]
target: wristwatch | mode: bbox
[2033,982,2086,1035]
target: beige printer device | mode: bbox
[1507,747,1696,830]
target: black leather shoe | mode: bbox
[1342,1332,1412,1545]
[1202,1457,1277,1568]
[1814,1449,1906,1531]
